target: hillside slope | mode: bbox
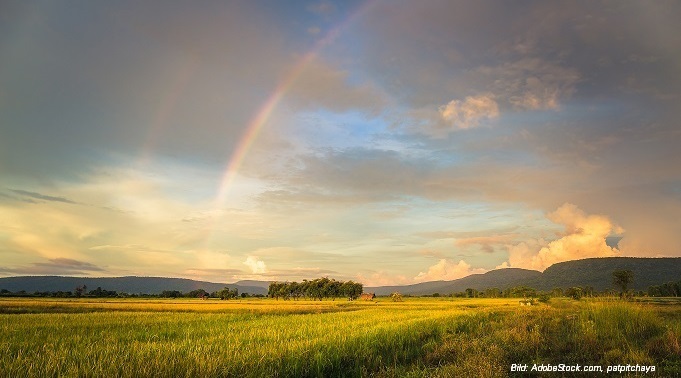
[368,257,681,295]
[367,268,541,296]
[526,257,681,291]
[0,276,267,295]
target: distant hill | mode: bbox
[234,280,271,289]
[367,268,541,296]
[368,257,681,295]
[0,276,268,295]
[526,257,681,291]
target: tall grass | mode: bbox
[0,298,679,377]
[379,299,681,377]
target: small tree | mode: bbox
[565,287,583,300]
[391,292,403,302]
[613,270,634,298]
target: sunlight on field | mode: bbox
[0,297,518,314]
[1,298,679,377]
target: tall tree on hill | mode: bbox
[613,270,634,298]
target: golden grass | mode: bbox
[1,297,679,377]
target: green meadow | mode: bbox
[1,297,680,377]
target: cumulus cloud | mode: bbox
[243,256,267,274]
[438,94,499,129]
[504,203,623,271]
[358,271,412,287]
[414,259,485,282]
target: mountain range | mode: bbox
[0,276,268,296]
[1,257,680,296]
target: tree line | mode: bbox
[268,278,363,300]
[648,280,681,297]
[422,270,651,300]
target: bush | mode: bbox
[565,287,583,300]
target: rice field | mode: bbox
[1,297,679,377]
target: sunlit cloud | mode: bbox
[438,94,499,130]
[504,203,623,271]
[357,271,412,287]
[414,259,486,282]
[243,256,268,274]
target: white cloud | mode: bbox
[243,256,268,274]
[414,259,485,282]
[356,271,412,287]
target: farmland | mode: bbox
[1,297,680,377]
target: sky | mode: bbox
[1,1,680,286]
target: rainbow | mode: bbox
[213,1,376,209]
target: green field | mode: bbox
[1,297,680,377]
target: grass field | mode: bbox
[1,297,680,377]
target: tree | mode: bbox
[565,287,583,300]
[511,286,537,298]
[613,270,634,298]
[391,292,403,302]
[217,287,238,300]
[268,278,363,301]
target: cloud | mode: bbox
[414,259,485,282]
[0,1,298,180]
[455,234,519,253]
[0,257,106,276]
[479,59,580,110]
[505,203,623,271]
[37,258,104,271]
[8,189,79,205]
[182,268,244,283]
[184,268,244,275]
[357,271,412,287]
[243,256,267,274]
[438,94,499,129]
[286,57,386,114]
